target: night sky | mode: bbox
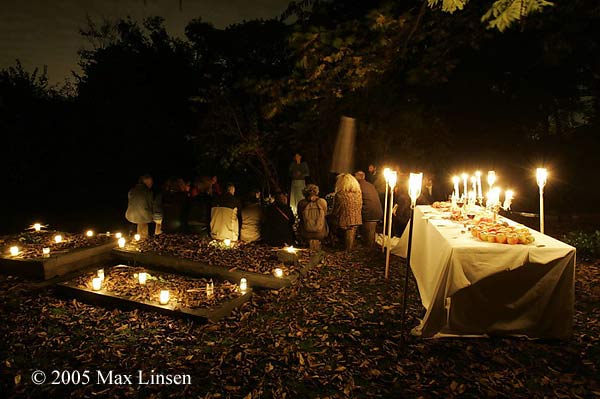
[0,0,291,84]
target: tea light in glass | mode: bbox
[92,277,102,291]
[159,290,170,305]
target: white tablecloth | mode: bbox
[390,205,575,338]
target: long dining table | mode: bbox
[392,205,576,339]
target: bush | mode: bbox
[562,231,600,261]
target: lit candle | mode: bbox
[206,281,214,298]
[536,168,548,234]
[408,173,423,206]
[475,171,483,199]
[42,247,50,257]
[33,223,42,232]
[223,238,231,247]
[9,246,19,256]
[106,231,111,237]
[54,234,63,244]
[239,278,248,293]
[138,272,147,284]
[503,190,514,210]
[461,173,468,198]
[86,230,94,237]
[536,168,548,189]
[471,176,477,194]
[159,290,170,305]
[452,176,460,198]
[274,268,284,278]
[92,277,102,291]
[118,237,126,248]
[97,269,105,281]
[115,232,122,239]
[487,171,496,190]
[285,246,296,253]
[134,234,141,241]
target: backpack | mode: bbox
[303,199,325,233]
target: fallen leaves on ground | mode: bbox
[0,245,598,398]
[0,231,112,259]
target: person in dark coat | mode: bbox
[355,171,383,247]
[160,178,189,233]
[262,192,295,246]
[188,177,212,236]
[354,171,383,222]
[213,183,241,210]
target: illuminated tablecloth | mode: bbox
[393,205,575,338]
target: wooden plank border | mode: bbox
[55,282,253,322]
[0,242,116,280]
[111,249,324,290]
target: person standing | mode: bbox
[330,173,362,251]
[125,174,162,238]
[354,171,383,247]
[289,153,309,215]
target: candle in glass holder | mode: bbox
[223,238,231,247]
[92,277,102,291]
[33,223,42,232]
[86,230,94,237]
[115,232,122,239]
[42,247,50,257]
[274,268,284,278]
[206,281,214,298]
[118,237,126,248]
[239,278,248,293]
[97,269,105,281]
[134,234,141,241]
[138,272,147,284]
[159,290,170,305]
[9,246,19,256]
[54,234,63,244]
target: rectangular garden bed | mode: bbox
[55,265,253,322]
[113,234,324,289]
[111,245,323,290]
[0,240,116,280]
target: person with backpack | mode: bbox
[297,184,329,248]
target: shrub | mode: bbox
[562,231,600,261]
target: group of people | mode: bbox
[125,158,438,250]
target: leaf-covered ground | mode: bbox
[0,231,113,259]
[0,247,598,398]
[130,234,310,275]
[68,266,241,310]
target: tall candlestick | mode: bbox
[536,168,548,234]
[476,171,483,199]
[452,176,460,199]
[461,173,468,198]
[381,168,391,253]
[487,171,496,190]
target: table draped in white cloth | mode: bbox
[391,205,575,339]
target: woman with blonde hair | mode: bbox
[330,173,362,250]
